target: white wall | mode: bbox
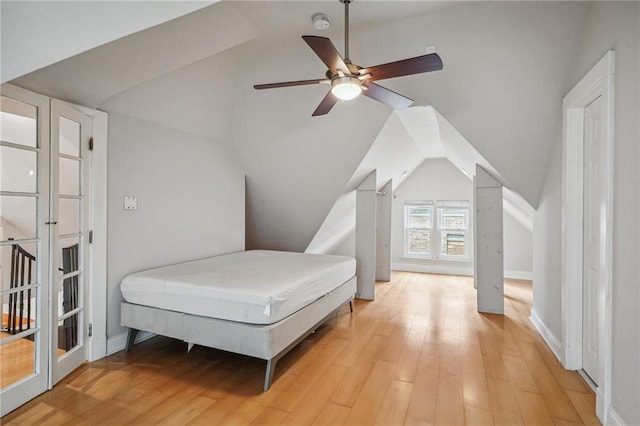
[391,159,473,275]
[503,209,533,279]
[532,2,639,423]
[532,140,563,343]
[392,158,532,278]
[106,113,245,339]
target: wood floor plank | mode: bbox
[405,353,439,424]
[486,378,525,425]
[433,368,465,425]
[373,379,413,425]
[330,335,386,407]
[311,402,350,426]
[566,390,600,425]
[514,390,555,425]
[502,354,539,393]
[343,359,395,425]
[517,342,583,423]
[465,406,495,425]
[1,273,598,426]
[281,364,349,425]
[463,371,491,410]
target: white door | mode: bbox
[50,100,91,385]
[0,89,51,415]
[582,95,603,386]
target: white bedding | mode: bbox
[120,250,356,324]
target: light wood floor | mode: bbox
[2,272,599,425]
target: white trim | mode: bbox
[392,262,473,276]
[561,50,614,424]
[106,330,156,356]
[606,406,627,426]
[504,270,533,281]
[530,308,564,362]
[88,336,107,362]
[85,109,108,362]
[393,263,531,281]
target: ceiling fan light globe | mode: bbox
[331,76,362,100]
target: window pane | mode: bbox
[439,207,467,230]
[0,146,37,193]
[0,329,37,389]
[59,116,80,157]
[0,196,37,241]
[57,313,80,355]
[58,198,80,236]
[56,237,80,280]
[408,229,430,255]
[440,231,466,256]
[408,205,432,228]
[0,96,37,148]
[1,242,37,290]
[59,157,80,196]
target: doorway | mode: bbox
[562,51,614,422]
[0,84,104,415]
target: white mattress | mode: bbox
[120,250,356,324]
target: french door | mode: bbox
[50,100,91,384]
[0,86,91,415]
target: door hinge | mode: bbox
[88,323,93,338]
[89,230,93,244]
[88,137,94,151]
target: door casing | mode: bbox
[561,51,614,423]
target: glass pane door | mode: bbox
[50,100,90,385]
[0,89,50,416]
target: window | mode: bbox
[404,202,433,257]
[437,202,469,259]
[404,200,470,260]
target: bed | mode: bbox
[120,250,356,391]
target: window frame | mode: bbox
[403,201,434,259]
[436,201,470,260]
[403,200,470,261]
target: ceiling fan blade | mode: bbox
[363,82,414,110]
[360,53,443,81]
[302,36,349,74]
[254,79,328,90]
[312,91,339,116]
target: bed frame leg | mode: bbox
[264,359,277,392]
[349,299,354,313]
[187,342,194,353]
[125,328,139,352]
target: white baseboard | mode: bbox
[106,330,156,356]
[504,270,533,280]
[529,308,564,363]
[606,406,627,426]
[393,263,532,281]
[392,262,473,276]
[88,336,107,362]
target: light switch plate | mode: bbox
[124,196,137,210]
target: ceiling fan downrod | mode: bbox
[340,0,352,62]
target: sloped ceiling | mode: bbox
[1,1,216,83]
[8,1,589,252]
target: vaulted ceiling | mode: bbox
[5,1,590,251]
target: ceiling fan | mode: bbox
[253,0,443,116]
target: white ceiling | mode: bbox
[1,1,216,83]
[8,1,591,251]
